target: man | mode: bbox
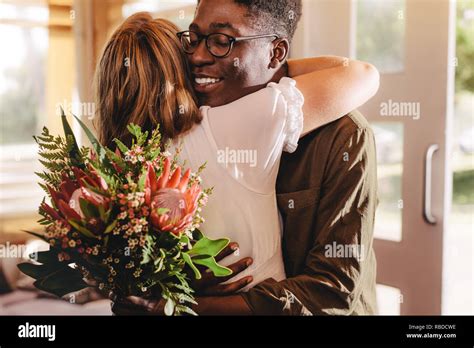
[113,0,378,315]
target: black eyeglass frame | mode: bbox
[177,30,280,58]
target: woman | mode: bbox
[95,13,379,304]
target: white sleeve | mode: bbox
[266,77,305,153]
[201,77,304,193]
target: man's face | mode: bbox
[189,0,275,107]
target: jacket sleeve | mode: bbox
[240,125,378,315]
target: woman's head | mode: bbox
[95,12,201,149]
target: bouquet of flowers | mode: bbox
[18,110,231,315]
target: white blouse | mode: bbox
[171,77,304,290]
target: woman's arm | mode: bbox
[288,56,380,136]
[288,55,351,76]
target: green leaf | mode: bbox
[17,262,63,280]
[188,236,230,257]
[182,253,201,280]
[176,293,197,305]
[22,230,48,242]
[156,231,180,249]
[192,228,204,241]
[179,235,190,244]
[164,297,175,316]
[153,256,164,272]
[192,256,232,277]
[101,235,109,249]
[37,266,86,289]
[138,169,147,191]
[103,219,118,234]
[73,115,103,158]
[33,267,88,297]
[61,110,83,168]
[113,138,129,154]
[105,148,126,170]
[68,220,97,239]
[29,250,59,264]
[98,205,107,223]
[177,305,198,316]
[79,198,98,219]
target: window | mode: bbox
[372,122,404,242]
[0,1,49,217]
[122,0,197,30]
[355,0,406,73]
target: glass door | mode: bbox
[291,0,456,314]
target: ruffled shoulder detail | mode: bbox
[267,77,304,153]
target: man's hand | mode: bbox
[110,242,253,315]
[110,293,164,315]
[191,242,253,296]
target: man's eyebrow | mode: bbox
[209,22,235,30]
[189,22,236,32]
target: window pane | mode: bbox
[0,2,48,218]
[355,0,405,73]
[372,122,403,242]
[376,284,402,315]
[0,2,48,22]
[122,0,197,29]
[0,24,48,145]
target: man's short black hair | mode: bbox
[234,0,302,42]
[196,0,303,42]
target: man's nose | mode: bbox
[189,39,214,67]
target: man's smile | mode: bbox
[192,73,224,94]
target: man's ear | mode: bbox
[269,38,289,69]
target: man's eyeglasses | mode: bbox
[177,30,279,58]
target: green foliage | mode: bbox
[456,0,474,93]
[17,242,88,298]
[183,234,232,279]
[128,123,150,147]
[33,126,78,192]
[139,230,231,315]
[453,169,474,204]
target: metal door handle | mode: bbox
[423,144,439,224]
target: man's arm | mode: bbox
[240,121,378,315]
[192,295,252,315]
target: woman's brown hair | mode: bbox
[94,12,201,149]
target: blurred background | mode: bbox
[0,0,472,315]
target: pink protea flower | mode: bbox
[42,166,109,223]
[145,158,201,235]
